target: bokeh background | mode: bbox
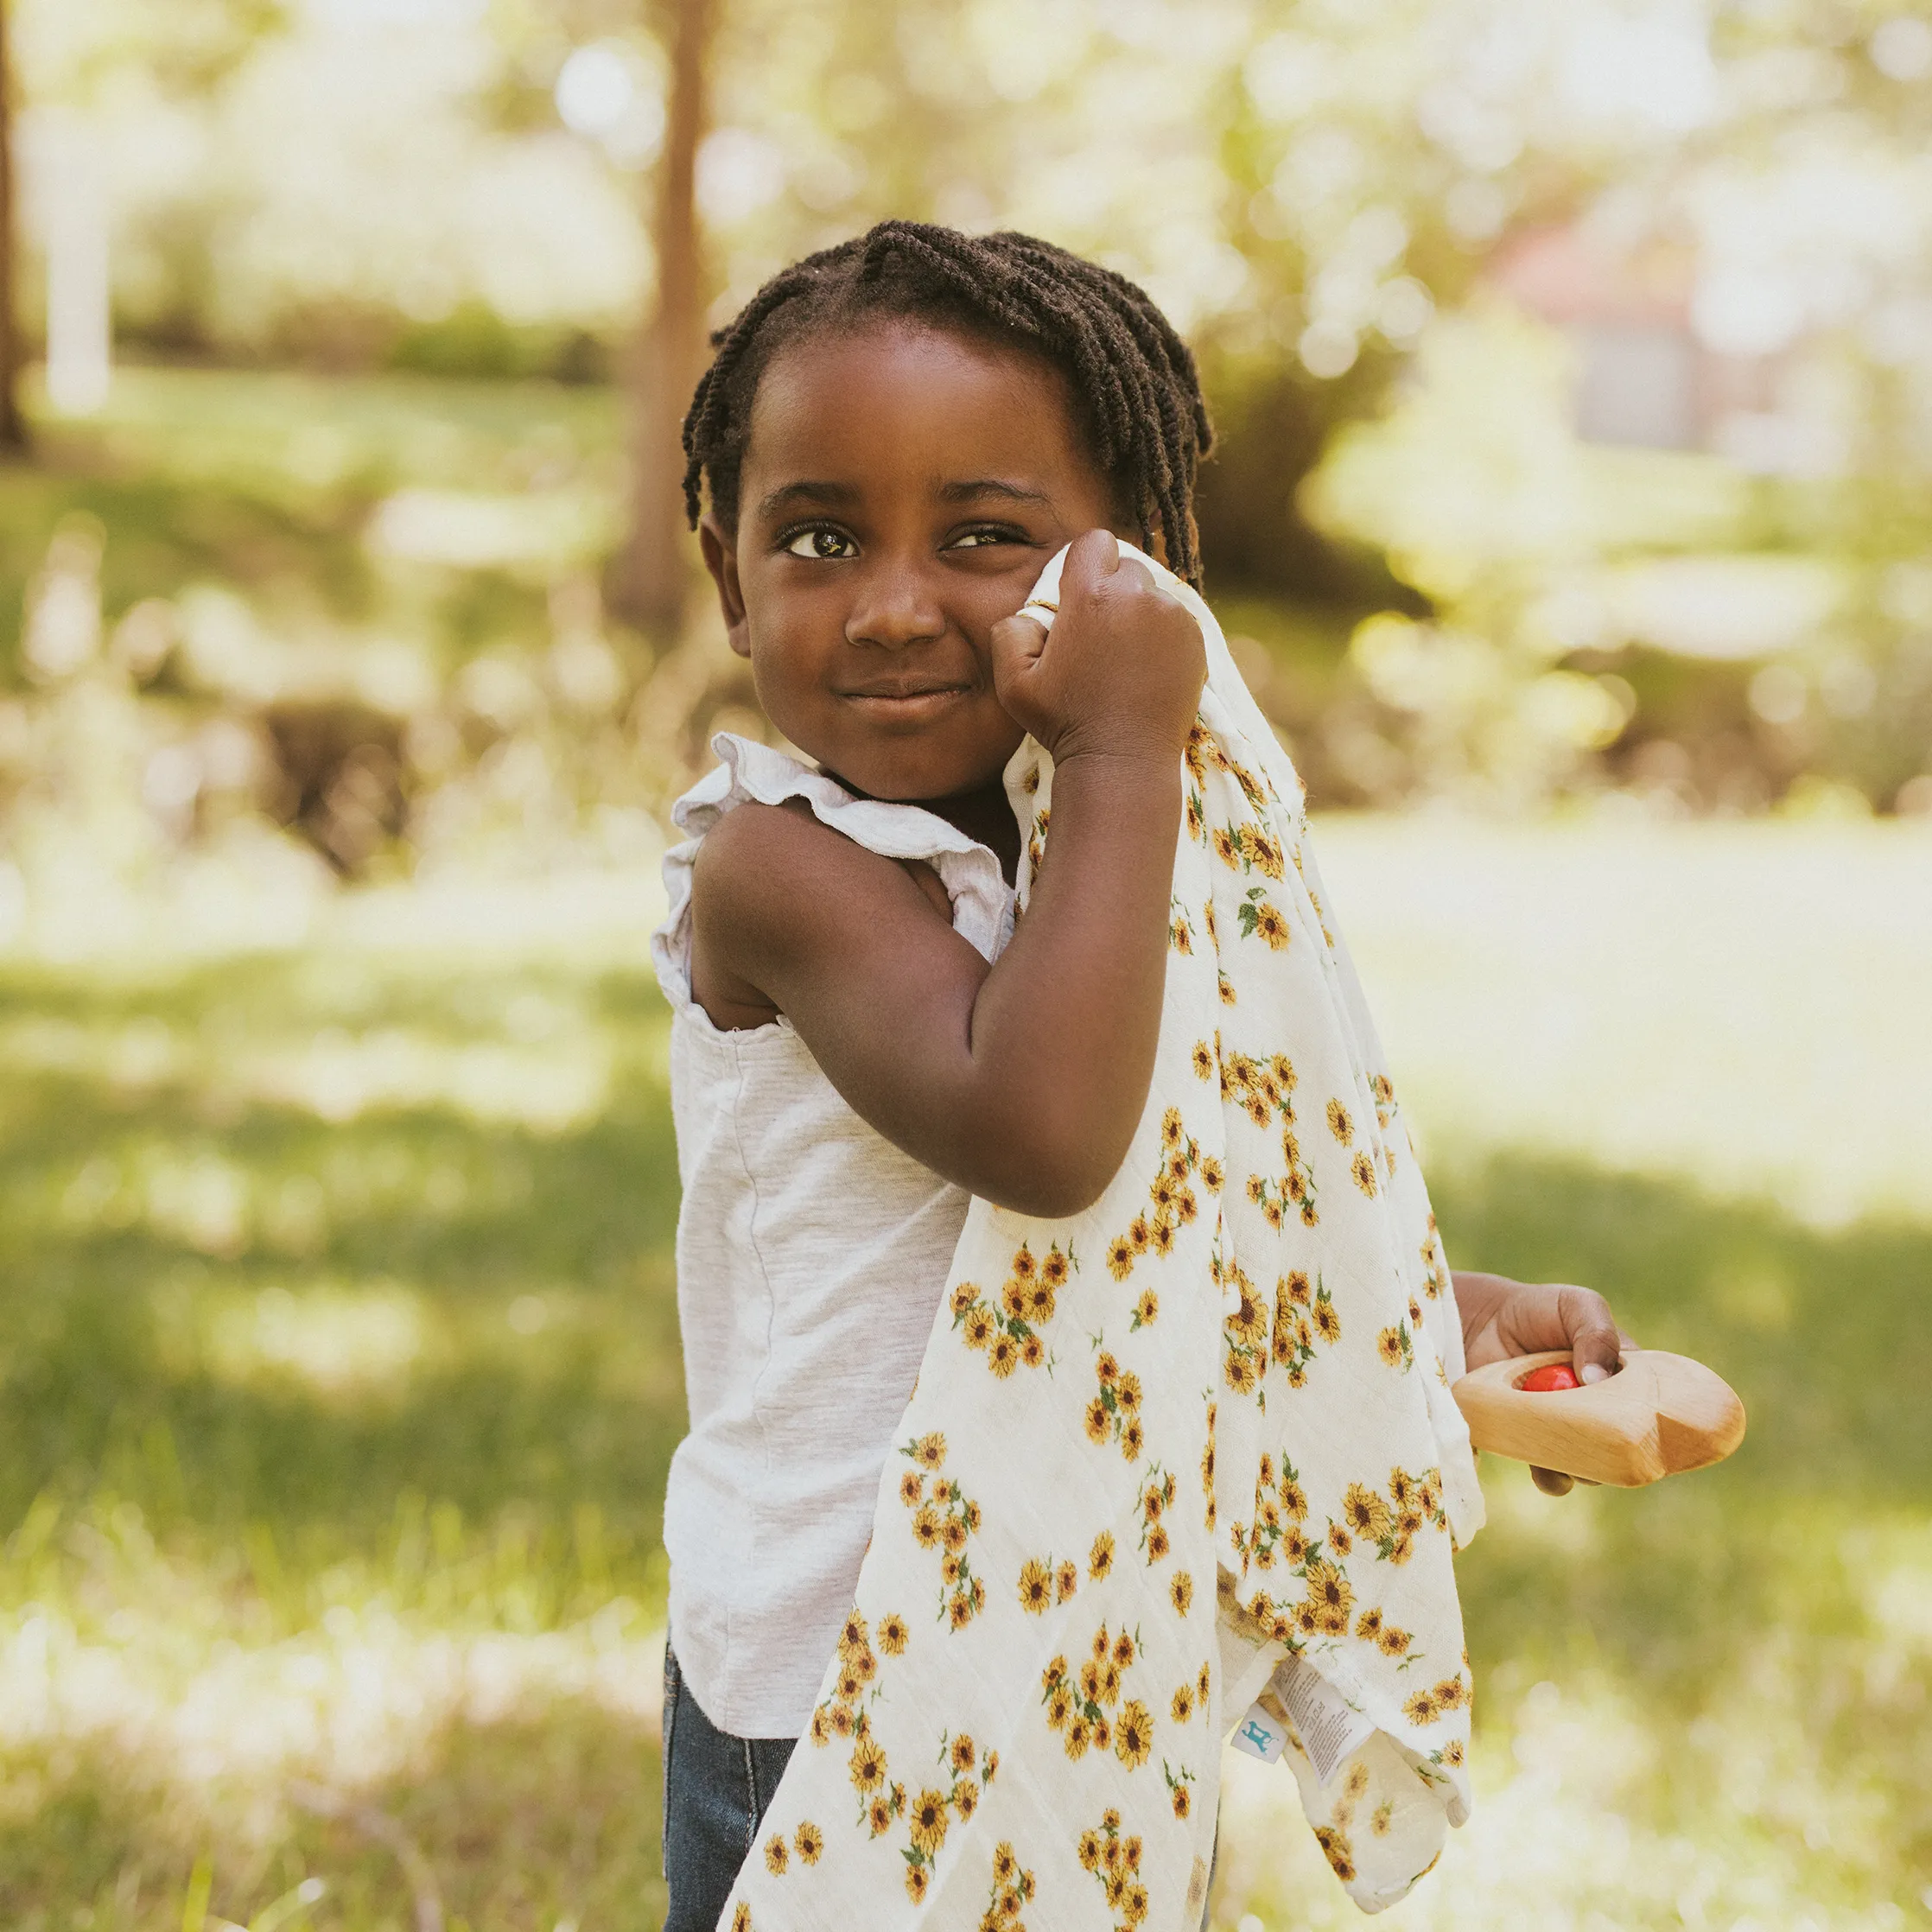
[1,2,1929,1929]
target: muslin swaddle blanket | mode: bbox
[719,541,1486,1929]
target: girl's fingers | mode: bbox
[1558,1285,1624,1384]
[1109,547,1162,596]
[989,613,1049,704]
[1058,525,1125,608]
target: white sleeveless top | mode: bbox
[651,734,1016,1738]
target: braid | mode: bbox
[680,219,1214,588]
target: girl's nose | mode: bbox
[844,562,944,651]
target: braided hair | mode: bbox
[681,221,1215,588]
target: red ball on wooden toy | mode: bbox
[1517,1363,1581,1392]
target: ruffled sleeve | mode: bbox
[651,734,1015,1011]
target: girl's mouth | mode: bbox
[840,681,975,720]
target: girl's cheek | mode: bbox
[748,618,829,688]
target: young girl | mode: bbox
[651,221,1624,1931]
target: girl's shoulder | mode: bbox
[691,791,925,940]
[651,734,1013,1017]
[686,799,876,1031]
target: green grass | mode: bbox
[1,821,1928,1931]
[24,364,623,505]
[0,366,626,678]
[0,918,679,1932]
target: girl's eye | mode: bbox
[947,526,1017,550]
[782,526,856,560]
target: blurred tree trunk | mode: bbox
[0,0,28,454]
[613,0,713,638]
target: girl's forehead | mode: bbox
[743,320,1102,493]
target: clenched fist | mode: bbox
[989,530,1205,770]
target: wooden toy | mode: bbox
[1451,1347,1746,1488]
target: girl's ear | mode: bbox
[699,515,752,659]
[1111,524,1168,569]
[1110,499,1168,568]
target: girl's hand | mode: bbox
[1452,1270,1636,1497]
[989,528,1205,769]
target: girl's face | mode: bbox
[699,319,1129,804]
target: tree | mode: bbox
[613,0,712,638]
[0,0,27,453]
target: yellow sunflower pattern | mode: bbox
[899,1434,988,1630]
[1040,1624,1157,1770]
[949,1240,1072,1376]
[977,1842,1037,1931]
[1076,1808,1150,1929]
[719,542,1484,1929]
[1102,1105,1214,1281]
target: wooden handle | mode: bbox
[1451,1348,1746,1488]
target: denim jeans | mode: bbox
[661,1646,797,1932]
[660,1643,1215,1929]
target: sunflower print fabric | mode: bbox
[719,542,1486,1930]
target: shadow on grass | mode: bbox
[0,956,683,1581]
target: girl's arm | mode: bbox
[691,533,1204,1217]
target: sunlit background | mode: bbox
[0,1,1929,1928]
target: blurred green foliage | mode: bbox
[0,372,697,906]
[6,0,1929,832]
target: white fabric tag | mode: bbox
[1271,1654,1377,1789]
[1230,1698,1289,1764]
